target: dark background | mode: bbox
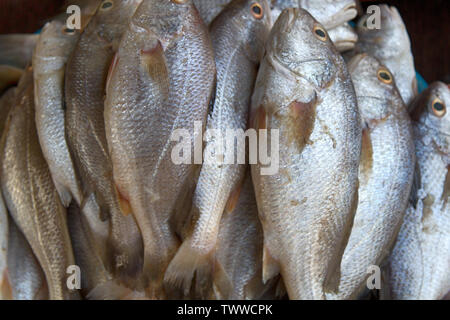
[0,0,448,84]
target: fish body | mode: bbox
[386,82,450,299]
[194,0,233,25]
[213,172,272,300]
[270,0,298,23]
[1,70,78,300]
[164,0,271,297]
[104,0,215,296]
[250,8,361,299]
[6,218,48,300]
[33,20,83,207]
[326,54,415,300]
[65,0,144,278]
[298,0,357,29]
[355,5,417,107]
[328,23,357,52]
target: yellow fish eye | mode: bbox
[377,68,393,84]
[62,27,76,35]
[431,98,446,117]
[250,3,264,19]
[313,25,327,42]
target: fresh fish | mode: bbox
[0,65,23,93]
[193,0,233,25]
[385,82,450,299]
[298,0,357,29]
[6,217,49,300]
[104,0,216,297]
[354,5,417,107]
[0,34,38,69]
[328,23,357,53]
[0,70,78,300]
[326,54,415,300]
[65,0,144,279]
[213,172,273,300]
[164,0,271,297]
[250,8,361,299]
[33,21,83,207]
[270,0,298,23]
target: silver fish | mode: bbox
[328,23,357,53]
[250,8,361,299]
[354,5,417,107]
[326,54,415,300]
[213,172,273,300]
[298,0,357,29]
[6,217,49,300]
[1,70,78,300]
[104,0,216,297]
[385,82,450,299]
[33,20,83,207]
[194,0,233,25]
[164,0,271,298]
[65,0,144,279]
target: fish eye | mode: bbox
[250,3,264,19]
[62,27,76,35]
[313,25,327,41]
[100,0,113,10]
[377,68,393,84]
[431,98,446,117]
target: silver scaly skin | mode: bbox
[65,0,144,280]
[1,70,78,300]
[104,0,216,297]
[194,0,233,25]
[326,54,415,299]
[354,5,417,107]
[164,0,271,298]
[385,82,450,300]
[250,8,361,299]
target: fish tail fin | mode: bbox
[211,260,232,299]
[164,241,214,298]
[0,269,12,300]
[0,34,38,69]
[53,181,73,207]
[0,65,23,92]
[87,280,148,300]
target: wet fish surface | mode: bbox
[164,0,271,297]
[250,8,361,299]
[354,5,417,107]
[328,23,357,52]
[65,0,144,279]
[298,0,357,29]
[326,54,415,300]
[104,0,216,297]
[385,82,450,300]
[1,70,78,300]
[6,218,49,300]
[213,172,273,300]
[194,0,233,25]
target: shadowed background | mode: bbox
[0,0,448,83]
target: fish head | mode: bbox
[267,8,340,89]
[356,5,410,59]
[348,54,403,125]
[216,0,272,63]
[412,82,450,140]
[130,0,201,50]
[93,0,143,45]
[299,0,357,29]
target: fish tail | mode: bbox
[0,34,38,69]
[211,260,232,299]
[164,241,215,298]
[0,269,12,300]
[53,180,74,208]
[87,280,148,300]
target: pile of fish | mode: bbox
[0,0,448,300]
